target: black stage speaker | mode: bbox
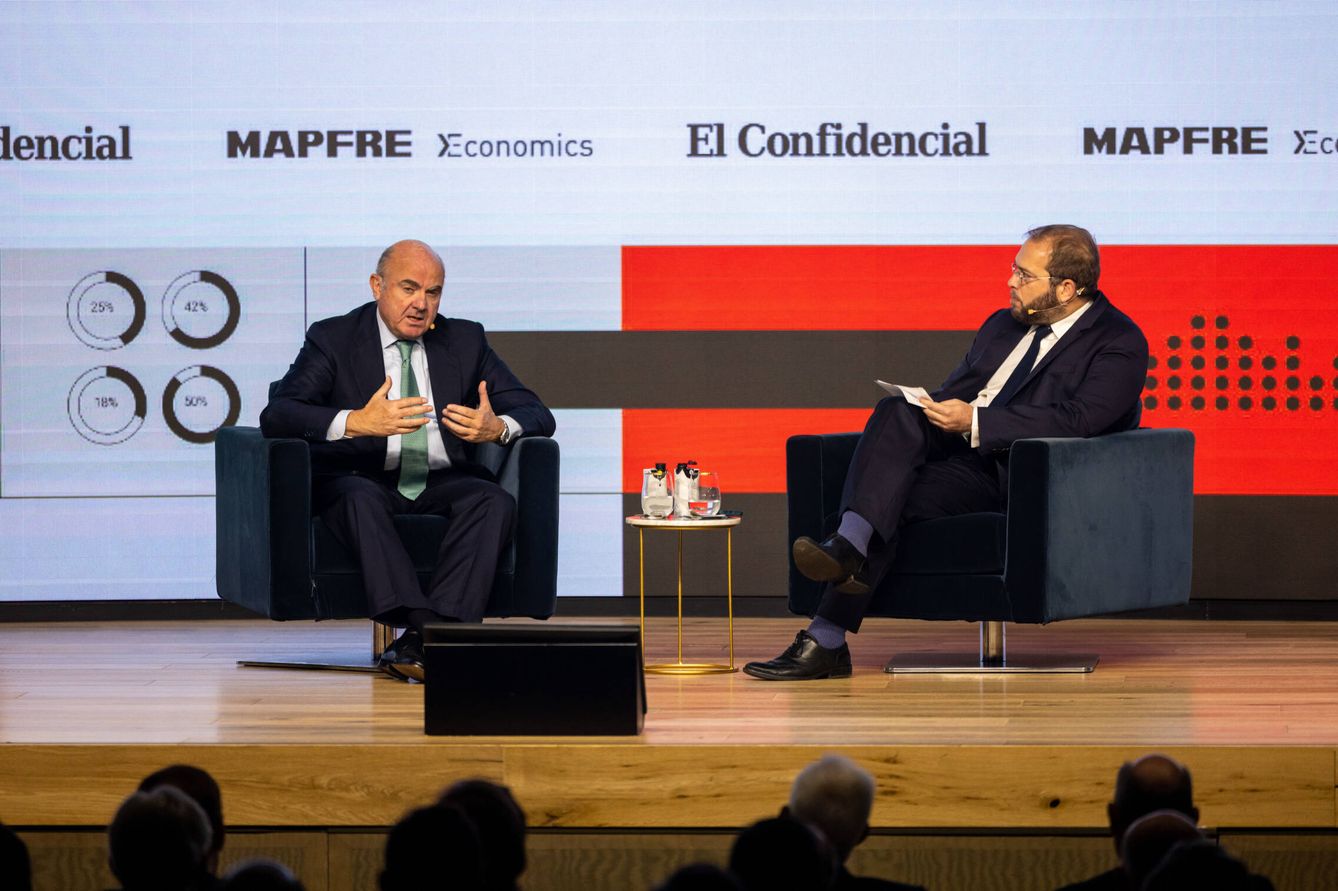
[423,624,645,735]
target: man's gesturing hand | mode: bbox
[443,381,506,443]
[345,376,434,438]
[920,397,973,434]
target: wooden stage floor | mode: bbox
[2,616,1337,832]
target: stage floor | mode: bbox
[2,616,1337,831]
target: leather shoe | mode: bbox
[379,628,425,683]
[742,630,852,681]
[793,533,868,594]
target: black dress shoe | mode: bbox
[793,533,868,594]
[380,628,425,682]
[742,630,853,681]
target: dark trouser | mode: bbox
[314,468,516,624]
[815,397,1005,633]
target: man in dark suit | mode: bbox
[260,240,555,681]
[745,225,1147,680]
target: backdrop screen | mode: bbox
[2,1,1335,601]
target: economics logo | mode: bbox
[0,125,132,161]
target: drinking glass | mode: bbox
[689,470,722,517]
[640,466,673,518]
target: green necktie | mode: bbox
[395,340,429,500]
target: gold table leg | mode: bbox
[643,524,739,675]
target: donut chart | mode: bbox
[161,365,241,444]
[66,271,147,350]
[67,366,148,445]
[162,270,241,349]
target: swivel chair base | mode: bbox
[884,621,1098,674]
[237,622,395,674]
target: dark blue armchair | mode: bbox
[215,426,560,670]
[786,428,1194,672]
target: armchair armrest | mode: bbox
[215,426,314,619]
[1005,428,1195,621]
[490,436,560,617]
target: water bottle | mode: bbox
[673,461,699,518]
[640,463,673,518]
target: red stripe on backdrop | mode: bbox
[622,409,871,494]
[621,245,1338,495]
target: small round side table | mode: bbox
[625,514,740,675]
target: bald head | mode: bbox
[376,240,443,279]
[1108,754,1197,849]
[787,755,874,861]
[1121,810,1202,888]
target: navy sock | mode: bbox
[836,510,874,557]
[806,615,847,649]
[406,608,441,633]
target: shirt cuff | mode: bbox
[969,406,980,448]
[326,409,351,441]
[499,414,522,443]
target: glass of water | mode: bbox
[689,470,722,518]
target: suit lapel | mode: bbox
[424,318,467,462]
[1021,294,1110,384]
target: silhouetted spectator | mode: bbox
[439,779,526,891]
[380,803,482,891]
[220,859,306,891]
[1120,810,1203,889]
[729,815,836,891]
[786,755,925,891]
[0,821,33,891]
[653,863,744,891]
[1057,754,1199,891]
[140,765,226,880]
[1142,838,1276,891]
[108,786,213,891]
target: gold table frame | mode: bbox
[625,515,740,675]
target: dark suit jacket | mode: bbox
[931,293,1148,456]
[259,302,555,478]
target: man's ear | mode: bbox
[369,273,382,300]
[779,805,791,818]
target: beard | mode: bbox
[1010,281,1062,323]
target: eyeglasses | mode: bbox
[1010,263,1052,286]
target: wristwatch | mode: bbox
[496,422,514,445]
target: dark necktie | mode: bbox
[395,340,429,500]
[993,325,1052,408]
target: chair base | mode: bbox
[238,657,383,673]
[884,653,1099,674]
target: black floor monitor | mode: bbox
[423,624,645,736]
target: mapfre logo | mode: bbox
[225,130,412,159]
[0,125,132,161]
[1083,126,1268,155]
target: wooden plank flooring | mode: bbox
[1,617,1336,830]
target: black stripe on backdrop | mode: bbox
[490,331,975,408]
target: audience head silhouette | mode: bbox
[1108,753,1197,853]
[786,754,874,863]
[0,821,33,891]
[380,803,482,891]
[1142,838,1269,891]
[1120,809,1202,889]
[220,859,306,891]
[108,786,213,891]
[729,815,836,891]
[139,764,226,874]
[653,863,745,891]
[438,779,526,890]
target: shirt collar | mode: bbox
[1042,297,1093,340]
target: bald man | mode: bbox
[261,240,555,680]
[1056,754,1199,891]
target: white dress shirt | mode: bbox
[968,300,1093,447]
[324,313,520,468]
